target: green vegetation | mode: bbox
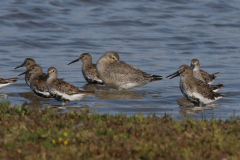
[0,99,240,160]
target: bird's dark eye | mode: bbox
[112,57,115,60]
[32,67,34,69]
[53,70,55,72]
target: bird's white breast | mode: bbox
[192,92,215,104]
[0,83,12,89]
[51,89,85,101]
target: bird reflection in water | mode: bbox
[82,83,147,100]
[18,83,154,108]
[19,91,52,107]
[0,93,8,99]
[19,92,90,111]
[177,98,216,115]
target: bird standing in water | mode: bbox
[96,51,162,90]
[15,58,47,86]
[167,65,224,107]
[68,53,103,84]
[18,64,51,98]
[190,59,219,85]
[46,67,94,105]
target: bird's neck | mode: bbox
[47,75,57,84]
[82,60,92,69]
[193,65,200,71]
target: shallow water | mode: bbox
[1,0,240,119]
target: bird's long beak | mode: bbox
[18,70,29,76]
[68,59,79,65]
[15,62,25,69]
[166,70,180,79]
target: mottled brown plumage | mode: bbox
[15,58,36,86]
[210,84,224,92]
[15,58,47,86]
[0,78,17,89]
[46,67,94,105]
[18,64,51,98]
[190,59,219,85]
[167,65,224,107]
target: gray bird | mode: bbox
[46,67,94,105]
[96,51,162,90]
[167,65,224,107]
[68,53,103,84]
[190,59,219,85]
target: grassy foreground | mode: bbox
[0,100,240,160]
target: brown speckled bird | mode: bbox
[68,53,103,84]
[46,67,94,105]
[96,51,162,90]
[190,59,219,85]
[15,58,47,86]
[18,64,51,98]
[167,65,224,107]
[0,78,17,89]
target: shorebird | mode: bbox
[166,65,224,107]
[46,67,94,105]
[0,78,17,89]
[190,59,219,85]
[96,51,162,90]
[68,53,103,84]
[15,58,47,86]
[18,64,51,98]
